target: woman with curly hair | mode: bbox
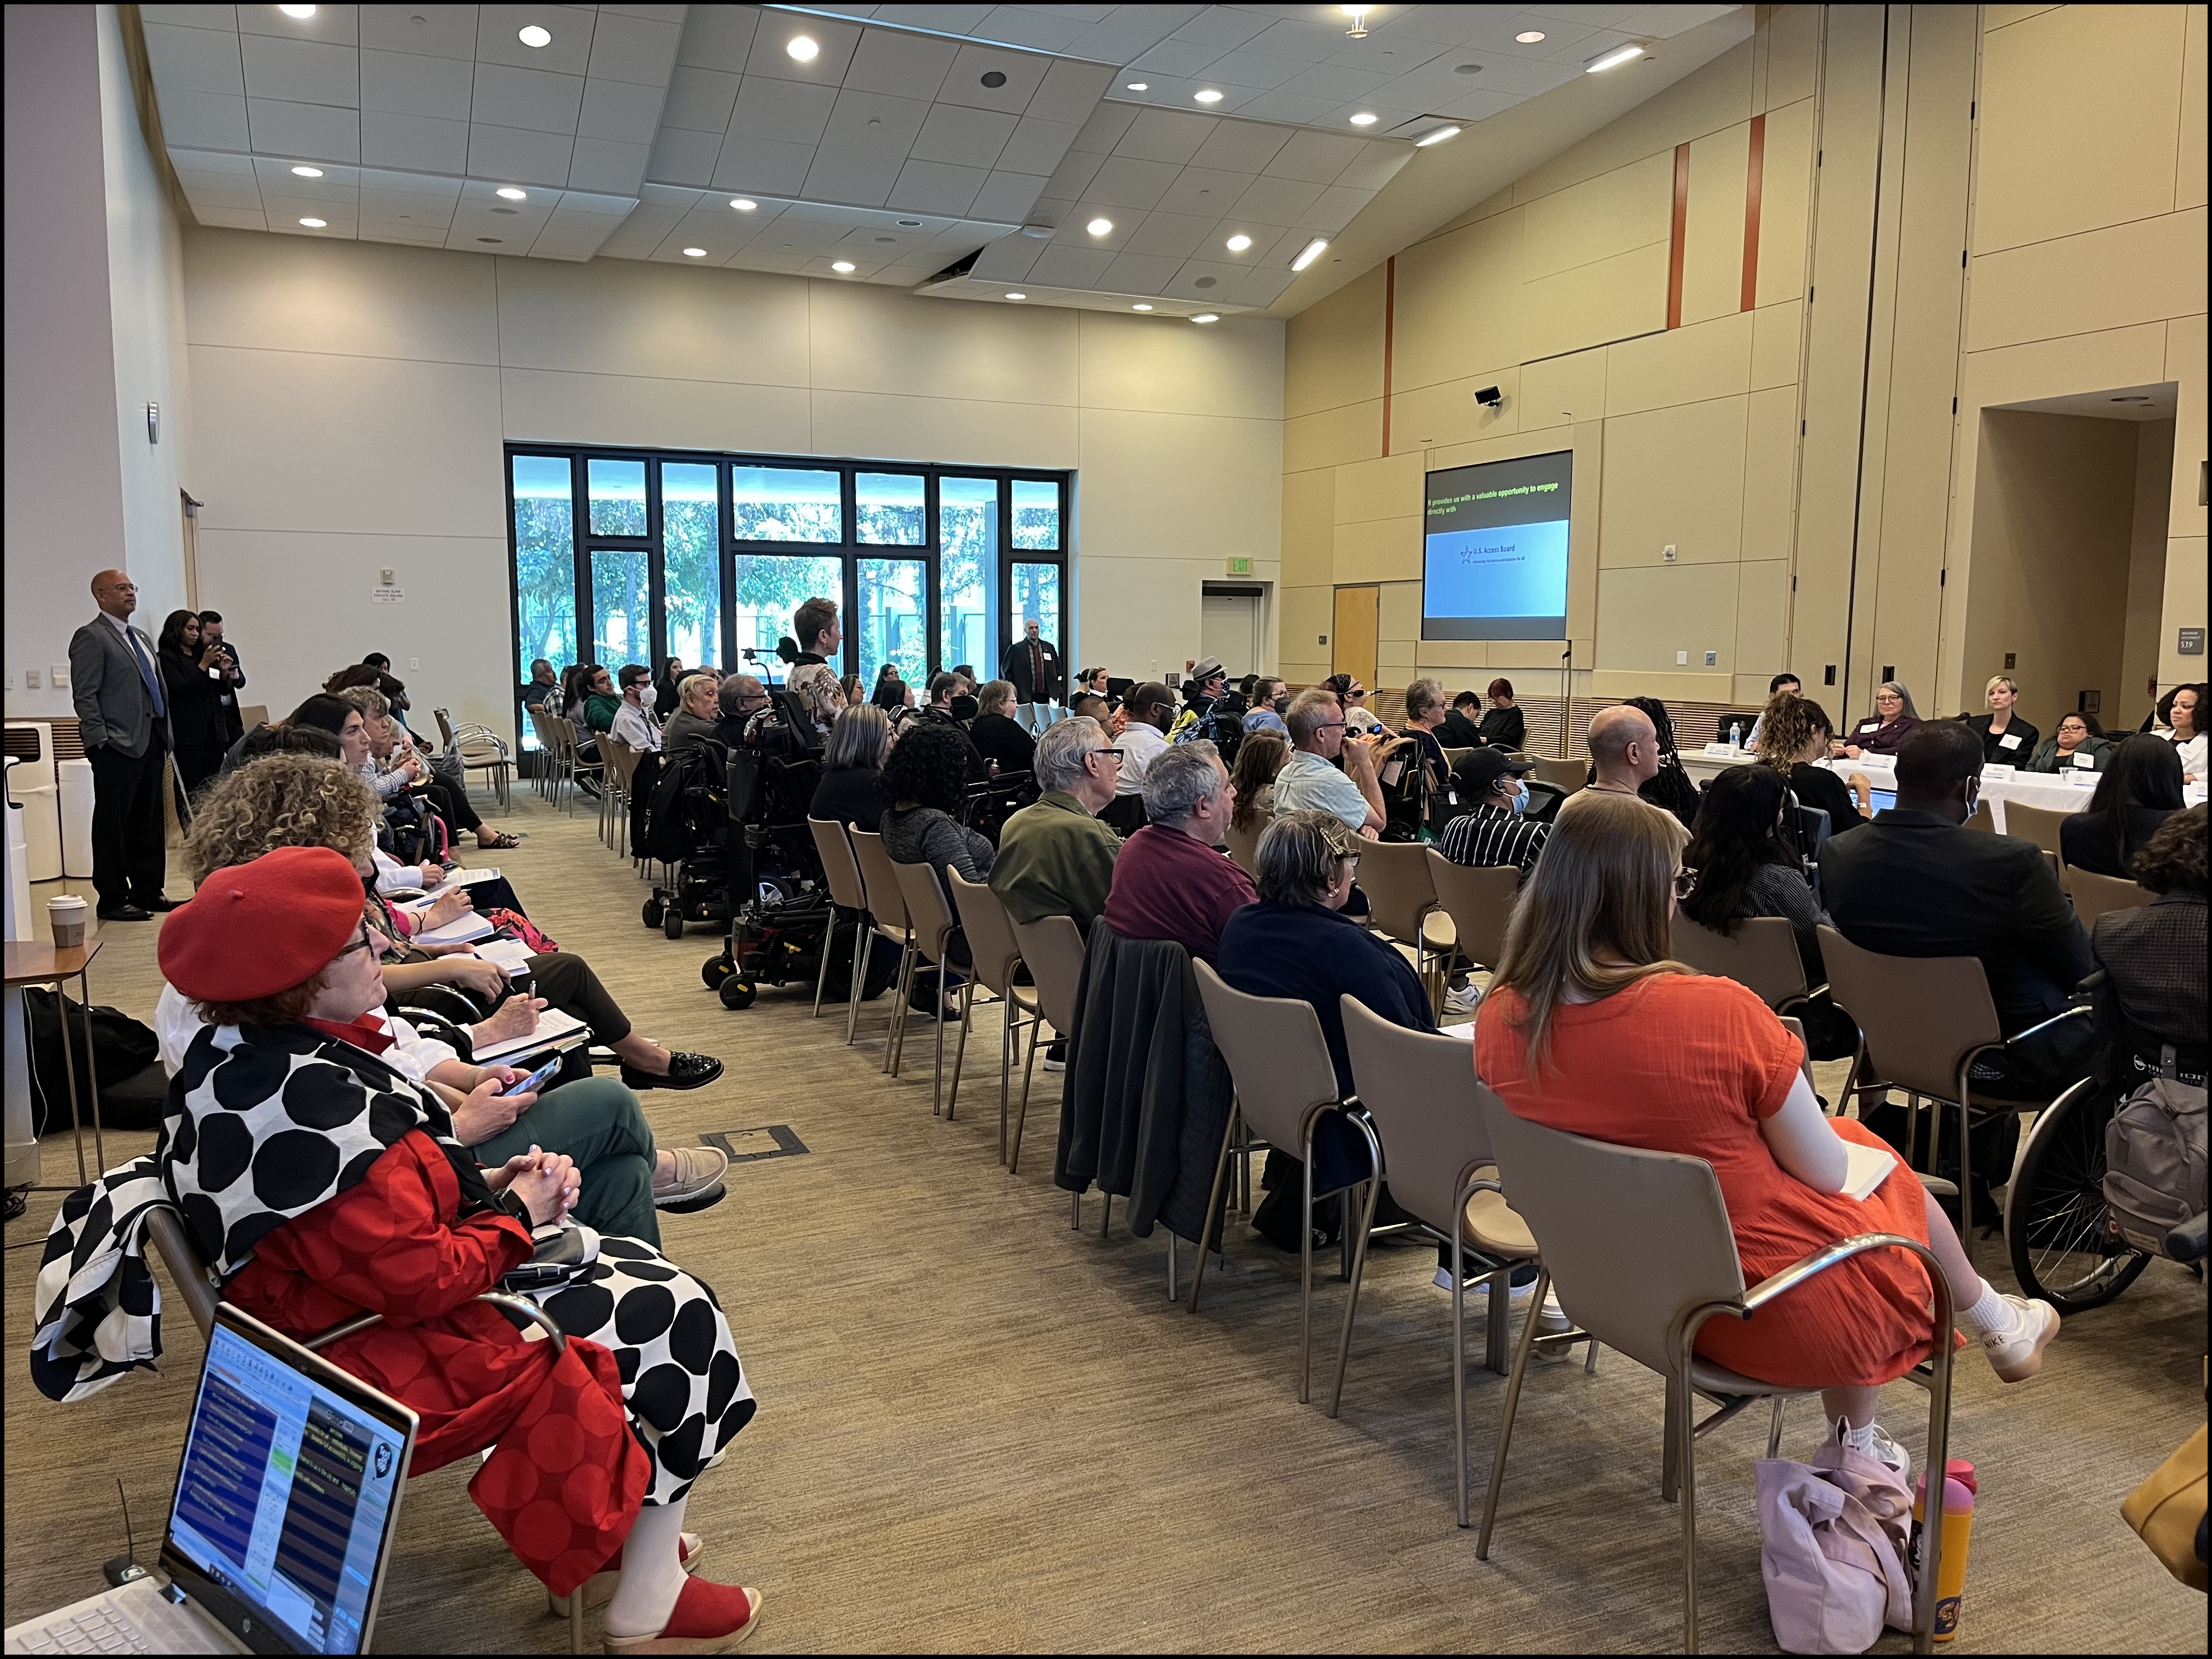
[1756,695,1873,829]
[1620,695,1702,830]
[879,721,992,1003]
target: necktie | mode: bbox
[126,626,166,718]
[1029,641,1043,697]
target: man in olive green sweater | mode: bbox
[990,716,1122,935]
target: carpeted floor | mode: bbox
[5,785,2204,1652]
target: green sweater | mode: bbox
[989,791,1120,933]
[584,691,622,734]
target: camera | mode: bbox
[1474,385,1503,408]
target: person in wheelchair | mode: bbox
[2091,804,2207,1086]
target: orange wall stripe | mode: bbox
[1666,142,1690,329]
[1381,254,1396,456]
[1741,112,1765,312]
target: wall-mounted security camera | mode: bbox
[1474,386,1503,408]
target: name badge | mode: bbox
[1858,721,1881,734]
[1997,732,2022,750]
[2072,751,2095,769]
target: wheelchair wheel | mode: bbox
[663,906,687,941]
[701,954,735,990]
[718,975,758,1010]
[2006,1079,2152,1313]
[642,897,664,930]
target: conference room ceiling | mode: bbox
[139,3,1741,307]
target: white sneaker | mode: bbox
[1836,1420,1911,1484]
[1534,1288,1570,1336]
[1978,1293,2059,1383]
[1041,1040,1068,1073]
[1443,983,1481,1017]
[1433,1265,1538,1297]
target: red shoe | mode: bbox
[602,1578,763,1654]
[547,1532,702,1616]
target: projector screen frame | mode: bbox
[1420,448,1575,641]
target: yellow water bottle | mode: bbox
[1910,1466,1977,1641]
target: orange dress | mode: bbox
[1475,974,1939,1389]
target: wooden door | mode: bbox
[1332,584,1379,689]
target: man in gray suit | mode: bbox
[68,569,176,919]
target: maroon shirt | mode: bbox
[1102,823,1258,965]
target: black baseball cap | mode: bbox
[1454,746,1533,797]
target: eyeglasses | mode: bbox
[337,932,376,958]
[1316,721,1346,732]
[1088,747,1124,761]
[1672,870,1697,900]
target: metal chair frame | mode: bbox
[946,873,1041,1165]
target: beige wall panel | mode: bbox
[1566,418,1603,640]
[1077,407,1280,567]
[1750,299,1803,388]
[1733,558,1791,677]
[1589,667,1735,702]
[1984,4,2061,27]
[1741,384,1799,562]
[1521,153,1674,283]
[1333,514,1421,584]
[188,344,505,536]
[1284,399,1381,471]
[1429,423,1585,474]
[183,227,499,364]
[499,367,813,454]
[1075,555,1211,685]
[810,388,1079,469]
[1600,396,1747,568]
[2181,5,2208,212]
[1280,467,1335,586]
[1428,185,1519,241]
[1520,242,1670,363]
[1518,346,1607,430]
[1378,578,1422,647]
[1392,210,1523,393]
[2166,311,2207,538]
[1391,369,1520,452]
[1333,450,1424,524]
[2121,421,2176,710]
[1754,98,1815,306]
[1973,4,2186,255]
[1515,37,1754,205]
[1595,560,1742,674]
[1415,640,1491,673]
[1762,4,1819,109]
[1605,309,1754,416]
[1965,208,2208,353]
[1959,322,2171,410]
[1279,582,1334,680]
[1075,311,1283,422]
[493,257,811,386]
[810,281,1080,407]
[2160,535,2207,686]
[1284,263,1384,418]
[1681,123,1751,326]
[1733,671,1781,705]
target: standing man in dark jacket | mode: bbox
[196,610,246,744]
[1001,616,1063,734]
[69,569,178,919]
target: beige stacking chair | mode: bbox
[2063,864,2154,929]
[1668,914,1813,1015]
[2004,800,2069,857]
[1470,1085,1958,1654]
[1357,838,1453,1013]
[947,873,1040,1164]
[893,859,966,1118]
[1425,854,1518,977]
[1005,914,1086,1178]
[1222,809,1268,880]
[847,830,916,1075]
[806,817,873,1038]
[1527,754,1585,795]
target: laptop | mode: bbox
[1868,787,1898,816]
[6,1305,417,1656]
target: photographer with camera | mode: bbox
[197,610,246,744]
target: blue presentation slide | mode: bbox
[1423,518,1570,619]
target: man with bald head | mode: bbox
[1565,703,1688,842]
[67,569,177,918]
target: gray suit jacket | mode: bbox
[69,616,163,758]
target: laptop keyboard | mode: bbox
[15,1604,151,1653]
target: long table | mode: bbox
[1675,747,2104,833]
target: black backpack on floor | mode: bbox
[22,988,170,1136]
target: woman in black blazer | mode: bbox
[2059,734,2184,878]
[1966,674,2039,766]
[968,680,1037,776]
[156,610,230,794]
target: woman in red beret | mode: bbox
[152,846,764,1650]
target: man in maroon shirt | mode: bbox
[1102,741,1256,964]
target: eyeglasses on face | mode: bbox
[1088,747,1124,761]
[1672,869,1697,899]
[337,931,377,958]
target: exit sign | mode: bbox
[1225,556,1254,575]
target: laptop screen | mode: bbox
[1869,788,1897,816]
[164,1318,411,1655]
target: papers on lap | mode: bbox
[430,866,501,891]
[1842,1140,1897,1202]
[415,913,495,945]
[473,939,535,976]
[472,1007,588,1063]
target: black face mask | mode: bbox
[1274,693,1290,715]
[949,695,979,723]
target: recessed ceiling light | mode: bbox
[897,218,921,227]
[1348,112,1378,126]
[477,236,503,244]
[1414,124,1462,146]
[1516,30,1547,43]
[298,217,327,228]
[1086,217,1113,236]
[681,247,708,257]
[279,4,317,17]
[1193,88,1224,104]
[1454,63,1483,75]
[1004,292,1026,301]
[290,165,323,177]
[1585,43,1646,73]
[495,187,528,201]
[787,35,819,61]
[491,207,518,216]
[517,24,551,48]
[1225,234,1252,252]
[1125,81,1148,91]
[1191,313,1220,324]
[831,260,856,273]
[1132,303,1153,311]
[1290,237,1328,272]
[729,197,757,211]
[980,70,1007,88]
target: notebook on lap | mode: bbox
[5,1305,417,1656]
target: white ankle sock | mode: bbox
[605,1501,690,1638]
[1837,1418,1881,1454]
[1960,1279,2017,1338]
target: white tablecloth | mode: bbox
[1676,748,2106,833]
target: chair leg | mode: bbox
[1767,1395,1787,1458]
[570,1582,584,1653]
[946,979,974,1120]
[1955,1068,1977,1270]
[1187,1103,1239,1316]
[1166,1231,1177,1302]
[1661,1376,1681,1503]
[811,911,837,1017]
[1485,1267,1512,1376]
[1299,1148,1316,1406]
[1325,1122,1385,1418]
[997,1002,1013,1163]
[1010,1015,1043,1176]
[929,958,949,1116]
[1678,1353,1703,1654]
[844,920,869,1046]
[885,940,915,1075]
[1453,1227,1470,1527]
[1476,1264,1549,1560]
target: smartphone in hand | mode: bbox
[501,1056,562,1097]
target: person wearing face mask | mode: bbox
[1966,675,2038,767]
[1438,747,1548,872]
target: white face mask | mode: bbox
[1506,781,1528,815]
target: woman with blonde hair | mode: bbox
[968,678,1035,775]
[1474,792,2058,1474]
[1967,674,2038,766]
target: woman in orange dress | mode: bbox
[1474,793,2059,1471]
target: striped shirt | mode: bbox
[1438,809,1550,874]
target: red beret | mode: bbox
[159,845,368,1003]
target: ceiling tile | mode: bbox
[1165,8,1271,50]
[1186,116,1291,172]
[467,121,576,187]
[713,134,815,195]
[888,159,988,216]
[881,6,995,33]
[994,115,1081,176]
[474,5,597,75]
[1241,18,1355,63]
[647,124,720,184]
[675,6,759,73]
[568,136,652,191]
[841,27,959,100]
[360,110,470,172]
[358,5,479,60]
[143,21,245,95]
[602,6,688,27]
[155,88,253,151]
[471,63,585,134]
[937,44,1048,115]
[975,8,1088,52]
[239,34,359,107]
[1330,142,1410,190]
[1523,4,1646,26]
[1130,37,1224,77]
[359,49,473,119]
[661,65,741,131]
[194,206,272,230]
[246,97,360,161]
[141,7,245,33]
[1200,48,1307,92]
[1229,172,1323,225]
[1235,265,1299,305]
[1102,249,1184,292]
[726,77,838,145]
[579,76,666,143]
[1433,86,1523,122]
[743,13,862,83]
[238,3,357,46]
[1160,257,1243,300]
[1153,163,1252,215]
[183,184,267,213]
[586,12,682,84]
[911,104,1019,170]
[1116,106,1214,165]
[1028,245,1115,287]
[1234,89,1340,125]
[971,235,1041,280]
[1307,182,1375,231]
[598,200,689,256]
[1276,61,1393,101]
[1121,210,1210,257]
[1065,12,1207,66]
[810,85,932,179]
[967,170,1049,222]
[1086,154,1181,210]
[1458,53,1579,95]
[170,146,258,178]
[1067,100,1139,155]
[1264,127,1367,183]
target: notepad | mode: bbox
[430,866,502,893]
[1842,1141,1897,1202]
[415,912,495,946]
[472,939,537,976]
[472,1008,589,1063]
